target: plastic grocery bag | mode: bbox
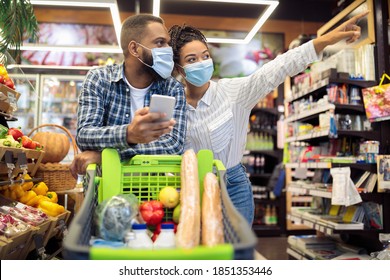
[94,194,139,241]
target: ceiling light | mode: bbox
[19,0,122,53]
[153,0,279,44]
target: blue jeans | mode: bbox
[225,163,254,225]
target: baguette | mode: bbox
[202,172,224,246]
[176,149,200,248]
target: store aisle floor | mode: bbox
[256,237,289,260]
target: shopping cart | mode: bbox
[63,149,256,260]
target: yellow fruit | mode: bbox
[173,204,181,224]
[158,186,179,208]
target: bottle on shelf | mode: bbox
[264,205,272,225]
[260,155,265,174]
[126,223,153,249]
[270,206,278,225]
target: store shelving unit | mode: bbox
[285,0,390,258]
[247,85,286,236]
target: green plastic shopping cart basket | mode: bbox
[63,148,256,260]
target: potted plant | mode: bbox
[0,0,39,62]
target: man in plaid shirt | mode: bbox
[70,14,186,178]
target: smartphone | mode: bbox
[149,95,176,122]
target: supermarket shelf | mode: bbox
[291,196,313,203]
[285,77,329,103]
[337,130,381,141]
[250,128,277,136]
[285,69,376,104]
[0,111,18,121]
[287,213,365,235]
[332,163,377,172]
[251,107,279,116]
[285,162,331,169]
[287,184,332,198]
[285,162,376,172]
[287,247,309,260]
[246,150,282,158]
[253,198,281,205]
[285,103,335,123]
[252,225,282,237]
[249,173,272,179]
[334,104,366,114]
[286,129,329,142]
[286,129,380,143]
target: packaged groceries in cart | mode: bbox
[63,149,256,260]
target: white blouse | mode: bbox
[185,41,320,169]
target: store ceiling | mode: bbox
[116,0,338,22]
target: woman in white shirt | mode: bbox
[168,12,368,225]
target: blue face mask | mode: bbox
[137,43,174,79]
[182,59,214,87]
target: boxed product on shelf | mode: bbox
[63,149,257,260]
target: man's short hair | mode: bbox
[120,14,164,56]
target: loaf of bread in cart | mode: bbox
[201,172,224,246]
[176,149,200,248]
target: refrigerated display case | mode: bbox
[8,66,90,162]
[7,74,39,132]
[40,74,84,137]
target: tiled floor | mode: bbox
[255,237,289,260]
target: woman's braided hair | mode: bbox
[168,24,208,64]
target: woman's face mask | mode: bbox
[181,59,214,87]
[137,43,174,79]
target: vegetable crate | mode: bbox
[0,146,45,177]
[0,227,33,259]
[63,149,257,260]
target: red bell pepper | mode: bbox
[139,200,164,226]
[21,135,34,149]
[7,127,24,141]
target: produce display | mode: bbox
[0,212,30,238]
[0,204,49,227]
[0,64,15,90]
[1,174,65,217]
[0,125,42,150]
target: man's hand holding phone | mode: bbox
[126,95,176,144]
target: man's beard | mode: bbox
[140,51,162,80]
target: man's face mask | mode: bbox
[181,59,214,87]
[136,43,174,79]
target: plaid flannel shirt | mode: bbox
[76,63,186,161]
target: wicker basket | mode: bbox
[28,124,78,192]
